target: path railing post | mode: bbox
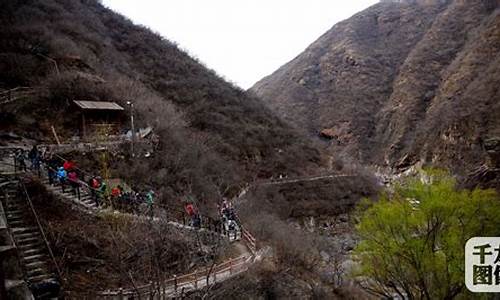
[118,288,123,300]
[229,260,233,275]
[194,270,198,289]
[162,277,166,300]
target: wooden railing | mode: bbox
[255,173,356,186]
[1,149,260,298]
[0,87,35,105]
[96,254,252,299]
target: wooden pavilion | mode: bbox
[73,100,125,138]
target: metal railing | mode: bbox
[47,153,238,234]
[0,87,35,106]
[19,180,63,280]
[96,254,252,299]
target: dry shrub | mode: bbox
[25,180,211,294]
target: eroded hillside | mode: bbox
[0,0,323,209]
[252,0,500,186]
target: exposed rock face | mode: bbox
[251,0,500,178]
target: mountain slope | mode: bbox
[0,0,321,207]
[251,0,500,182]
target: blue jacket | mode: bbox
[56,168,67,181]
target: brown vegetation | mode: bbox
[26,179,223,296]
[0,0,322,210]
[251,0,500,186]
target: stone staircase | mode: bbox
[36,165,242,241]
[40,176,98,210]
[1,180,59,295]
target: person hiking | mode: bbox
[193,213,201,229]
[111,185,122,198]
[68,170,80,200]
[46,154,58,185]
[98,179,107,205]
[111,185,122,208]
[15,149,27,172]
[146,190,155,218]
[28,145,41,175]
[56,167,67,193]
[89,176,101,206]
[185,203,195,217]
[63,160,75,171]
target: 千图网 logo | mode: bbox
[466,237,500,293]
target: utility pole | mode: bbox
[127,101,135,157]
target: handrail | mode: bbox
[97,254,252,297]
[1,148,264,298]
[47,153,226,229]
[0,181,30,285]
[0,184,16,246]
[40,161,228,239]
[0,87,33,95]
[0,87,36,105]
[19,180,63,280]
[255,173,356,186]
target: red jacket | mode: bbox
[91,178,100,189]
[63,161,75,171]
[185,204,196,216]
[68,171,78,183]
[111,187,121,197]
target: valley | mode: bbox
[1,0,500,299]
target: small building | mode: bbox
[73,100,125,138]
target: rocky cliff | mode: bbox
[252,0,500,185]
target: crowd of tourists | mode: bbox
[219,198,239,234]
[13,145,240,236]
[13,145,155,214]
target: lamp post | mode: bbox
[126,101,135,157]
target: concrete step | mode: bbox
[11,227,38,234]
[27,274,54,283]
[23,248,44,256]
[23,254,46,262]
[6,205,25,211]
[82,199,96,206]
[27,267,46,277]
[6,199,24,205]
[18,241,43,249]
[9,220,26,227]
[6,210,23,215]
[2,190,17,197]
[14,232,38,240]
[6,214,24,220]
[25,261,47,269]
[6,200,23,206]
[6,214,22,221]
[17,237,42,245]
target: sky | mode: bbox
[102,1,378,89]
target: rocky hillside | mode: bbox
[0,0,323,207]
[251,0,500,184]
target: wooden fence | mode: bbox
[0,87,35,105]
[94,254,252,299]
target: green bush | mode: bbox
[353,169,500,299]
